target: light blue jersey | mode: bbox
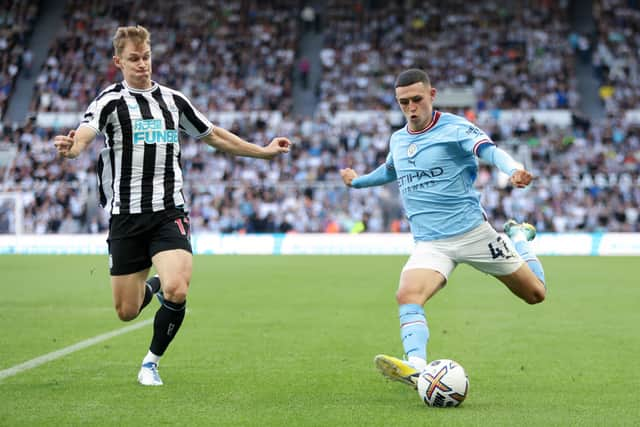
[390,111,492,240]
[353,111,520,241]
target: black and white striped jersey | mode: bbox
[80,80,213,215]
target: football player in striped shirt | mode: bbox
[54,25,292,386]
[340,69,546,389]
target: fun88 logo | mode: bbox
[133,119,179,144]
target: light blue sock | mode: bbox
[515,240,546,288]
[399,304,429,361]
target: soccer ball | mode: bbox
[417,359,469,408]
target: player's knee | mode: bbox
[396,276,445,305]
[162,279,189,303]
[115,304,139,321]
[395,287,410,304]
[395,287,425,305]
[525,286,546,305]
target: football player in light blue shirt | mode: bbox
[340,69,546,390]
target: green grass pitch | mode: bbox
[1,255,639,426]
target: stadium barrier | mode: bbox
[1,233,639,255]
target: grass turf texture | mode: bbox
[1,255,638,426]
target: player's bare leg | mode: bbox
[136,249,192,386]
[496,264,545,304]
[111,269,167,385]
[111,269,151,321]
[376,269,446,388]
[152,249,192,304]
[499,220,546,304]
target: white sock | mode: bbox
[510,230,527,243]
[142,351,160,366]
[408,356,428,371]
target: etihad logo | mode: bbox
[133,119,178,144]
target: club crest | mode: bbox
[407,143,417,157]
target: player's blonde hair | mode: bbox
[112,25,150,56]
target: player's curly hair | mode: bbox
[112,25,150,56]
[395,69,431,88]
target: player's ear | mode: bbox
[430,87,437,101]
[113,55,122,70]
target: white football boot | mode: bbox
[137,362,163,386]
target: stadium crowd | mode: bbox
[0,0,38,119]
[30,0,299,116]
[593,0,640,115]
[318,0,576,114]
[0,0,639,235]
[2,108,639,234]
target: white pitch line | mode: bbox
[0,318,153,381]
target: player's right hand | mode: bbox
[263,136,292,159]
[340,168,358,186]
[54,130,76,158]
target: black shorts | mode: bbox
[107,207,192,276]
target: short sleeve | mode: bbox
[173,93,214,139]
[79,99,101,134]
[457,120,494,156]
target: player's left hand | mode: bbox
[510,169,534,188]
[264,137,292,159]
